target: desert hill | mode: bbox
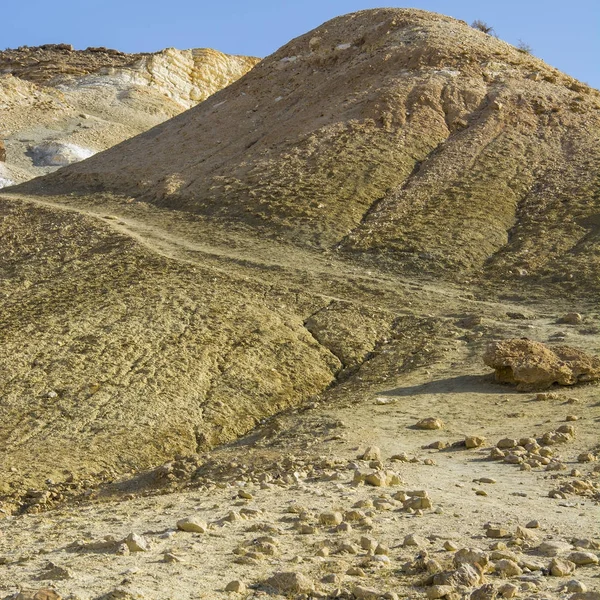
[0,44,258,185]
[15,8,600,292]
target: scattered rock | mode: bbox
[124,533,148,552]
[567,551,599,566]
[465,436,486,448]
[225,580,247,593]
[264,571,314,594]
[319,511,343,526]
[498,583,518,598]
[426,586,455,600]
[470,584,498,600]
[549,557,577,576]
[176,516,208,533]
[360,446,381,461]
[415,417,444,430]
[493,559,522,577]
[353,585,383,600]
[15,591,62,600]
[557,313,583,325]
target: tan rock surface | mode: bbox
[0,44,258,186]
[484,339,600,390]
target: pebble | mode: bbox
[319,511,343,526]
[550,557,576,576]
[265,571,314,594]
[353,585,383,600]
[563,580,587,593]
[176,517,208,533]
[124,533,148,552]
[225,580,247,593]
[577,452,597,463]
[465,436,486,449]
[426,585,455,599]
[568,551,599,565]
[360,446,381,461]
[16,591,62,600]
[498,583,518,598]
[403,533,427,547]
[415,417,444,430]
[525,520,540,529]
[494,558,522,576]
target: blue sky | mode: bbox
[4,1,599,89]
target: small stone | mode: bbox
[494,559,522,577]
[238,490,253,499]
[347,566,366,576]
[265,571,314,594]
[550,557,576,576]
[426,440,449,450]
[537,540,572,556]
[466,436,486,449]
[525,520,540,529]
[364,471,387,487]
[163,552,184,563]
[16,591,62,600]
[444,541,459,551]
[566,415,579,421]
[564,580,587,593]
[176,517,208,533]
[476,490,488,497]
[557,312,582,324]
[497,438,517,449]
[486,528,510,539]
[38,563,72,581]
[319,511,343,526]
[403,533,426,547]
[470,584,498,600]
[353,585,382,600]
[360,446,381,461]
[124,533,148,552]
[577,452,597,463]
[498,583,518,598]
[567,551,599,566]
[427,586,455,599]
[569,593,600,600]
[225,580,247,593]
[415,417,444,430]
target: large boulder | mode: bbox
[484,339,600,390]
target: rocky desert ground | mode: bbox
[0,8,599,600]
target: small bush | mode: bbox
[471,20,495,35]
[517,39,533,54]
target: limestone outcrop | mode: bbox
[484,339,600,390]
[0,44,258,185]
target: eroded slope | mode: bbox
[14,9,600,291]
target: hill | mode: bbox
[14,9,600,293]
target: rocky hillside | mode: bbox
[18,9,600,293]
[0,44,258,185]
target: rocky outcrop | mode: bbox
[0,44,258,184]
[484,339,600,390]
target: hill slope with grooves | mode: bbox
[15,8,600,291]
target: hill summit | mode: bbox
[18,8,600,290]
